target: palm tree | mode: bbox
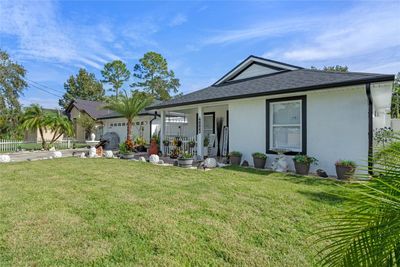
[317,142,400,266]
[21,104,48,149]
[103,91,153,142]
[47,113,74,146]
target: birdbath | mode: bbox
[86,133,98,158]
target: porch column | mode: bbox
[160,110,166,155]
[197,106,204,159]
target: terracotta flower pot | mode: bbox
[230,155,242,165]
[294,161,310,175]
[253,157,266,169]
[336,165,355,180]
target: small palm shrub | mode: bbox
[317,147,400,266]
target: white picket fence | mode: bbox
[0,139,72,153]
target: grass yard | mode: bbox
[0,158,346,266]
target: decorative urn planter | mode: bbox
[294,162,310,175]
[178,158,193,168]
[336,165,355,180]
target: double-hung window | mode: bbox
[266,96,306,154]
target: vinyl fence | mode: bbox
[0,139,72,153]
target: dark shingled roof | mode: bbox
[147,69,394,110]
[66,99,156,120]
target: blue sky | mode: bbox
[1,0,399,108]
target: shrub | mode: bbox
[293,154,318,165]
[335,160,356,168]
[180,152,193,159]
[229,151,242,157]
[252,152,267,160]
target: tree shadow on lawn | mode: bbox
[222,165,340,187]
[297,190,346,205]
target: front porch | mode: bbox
[158,104,229,160]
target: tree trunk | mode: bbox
[39,128,47,149]
[127,119,132,141]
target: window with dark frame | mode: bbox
[266,96,307,155]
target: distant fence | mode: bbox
[0,139,72,153]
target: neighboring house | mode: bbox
[147,55,394,175]
[65,99,185,143]
[24,109,63,142]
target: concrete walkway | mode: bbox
[2,149,88,162]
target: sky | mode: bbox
[0,0,399,109]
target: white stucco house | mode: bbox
[147,55,394,175]
[66,99,186,144]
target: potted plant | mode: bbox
[119,140,135,159]
[188,140,196,148]
[163,139,170,146]
[173,137,182,147]
[178,152,193,168]
[335,160,356,180]
[292,155,318,175]
[229,151,242,165]
[170,148,180,159]
[135,136,147,152]
[252,152,267,169]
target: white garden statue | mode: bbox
[271,149,289,172]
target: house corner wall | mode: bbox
[228,86,369,176]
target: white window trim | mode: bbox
[269,99,302,152]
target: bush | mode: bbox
[252,152,267,160]
[229,151,242,157]
[293,154,318,164]
[335,160,356,168]
[180,152,193,159]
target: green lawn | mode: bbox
[0,158,346,266]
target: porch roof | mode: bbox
[147,69,394,110]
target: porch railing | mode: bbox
[163,135,197,156]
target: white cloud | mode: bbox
[279,4,400,62]
[203,19,315,45]
[169,14,187,27]
[0,0,155,70]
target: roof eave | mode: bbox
[146,75,394,110]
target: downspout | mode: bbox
[366,83,373,175]
[149,111,158,141]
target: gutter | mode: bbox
[366,83,373,175]
[149,112,158,141]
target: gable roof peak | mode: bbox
[214,55,303,85]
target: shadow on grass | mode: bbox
[297,190,345,205]
[222,165,340,187]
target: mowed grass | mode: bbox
[0,158,346,266]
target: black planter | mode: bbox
[230,155,242,165]
[253,157,266,169]
[336,165,355,180]
[294,161,310,175]
[178,158,193,168]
